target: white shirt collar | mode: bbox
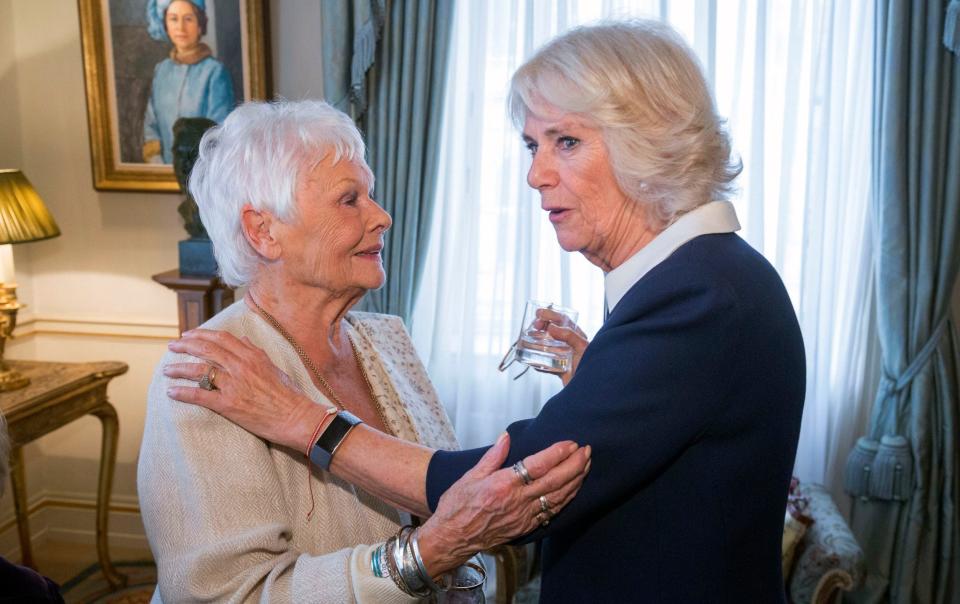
[604,201,741,313]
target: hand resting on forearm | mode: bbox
[166,329,591,576]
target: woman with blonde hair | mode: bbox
[169,19,805,603]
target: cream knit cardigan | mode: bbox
[138,301,459,603]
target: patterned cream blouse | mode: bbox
[138,301,458,603]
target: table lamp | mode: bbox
[0,169,61,391]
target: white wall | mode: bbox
[270,0,324,100]
[0,1,23,169]
[0,0,324,557]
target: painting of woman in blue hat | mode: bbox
[142,0,236,164]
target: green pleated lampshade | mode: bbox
[0,170,60,244]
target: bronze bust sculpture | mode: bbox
[172,117,218,274]
[172,117,217,239]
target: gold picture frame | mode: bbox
[78,0,271,192]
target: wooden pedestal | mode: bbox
[152,269,235,335]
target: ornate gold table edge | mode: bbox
[1,360,130,589]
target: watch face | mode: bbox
[311,412,363,470]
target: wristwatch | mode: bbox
[309,410,363,470]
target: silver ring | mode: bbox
[199,366,217,391]
[536,511,550,527]
[539,495,551,515]
[512,461,533,486]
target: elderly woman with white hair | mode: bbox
[168,19,806,603]
[138,100,590,603]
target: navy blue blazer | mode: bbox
[426,233,805,603]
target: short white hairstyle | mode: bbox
[509,19,741,228]
[189,100,371,287]
[0,412,9,499]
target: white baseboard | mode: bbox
[44,525,150,552]
[0,491,146,560]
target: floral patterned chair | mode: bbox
[787,482,866,604]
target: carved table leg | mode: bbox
[9,446,35,569]
[90,402,127,589]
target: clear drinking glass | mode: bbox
[437,562,486,603]
[513,300,579,374]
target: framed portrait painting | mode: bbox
[78,0,270,192]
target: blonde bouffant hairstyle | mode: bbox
[508,19,741,229]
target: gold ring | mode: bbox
[199,366,217,391]
[539,495,551,515]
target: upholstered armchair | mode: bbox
[491,543,535,603]
[787,482,866,604]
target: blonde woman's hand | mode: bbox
[533,308,590,386]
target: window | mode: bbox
[412,0,877,492]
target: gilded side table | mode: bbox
[0,360,129,589]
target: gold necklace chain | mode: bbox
[248,296,390,431]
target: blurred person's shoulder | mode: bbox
[0,556,63,603]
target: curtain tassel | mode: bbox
[348,0,386,115]
[945,0,960,54]
[843,437,879,498]
[870,435,914,501]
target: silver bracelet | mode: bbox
[378,543,390,579]
[399,526,432,596]
[387,526,431,597]
[371,542,388,578]
[383,534,418,597]
[410,527,440,591]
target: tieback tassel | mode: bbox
[844,437,879,498]
[945,0,960,54]
[870,435,913,501]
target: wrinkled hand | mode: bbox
[417,433,591,576]
[167,328,593,579]
[165,329,324,452]
[533,308,590,386]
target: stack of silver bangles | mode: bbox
[371,525,485,596]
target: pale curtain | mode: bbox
[411,0,879,512]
